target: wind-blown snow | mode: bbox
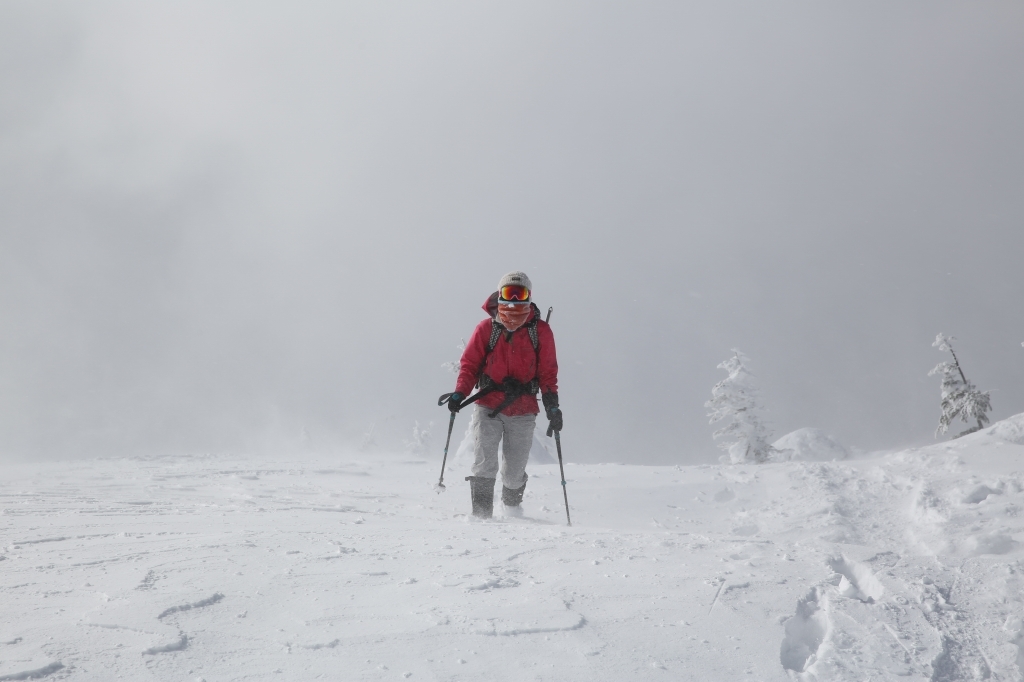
[2,416,1024,680]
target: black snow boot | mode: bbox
[501,473,528,508]
[465,476,496,519]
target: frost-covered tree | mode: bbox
[358,423,377,452]
[705,349,776,464]
[403,420,432,456]
[441,339,466,375]
[928,334,992,439]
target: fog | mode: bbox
[2,2,1023,464]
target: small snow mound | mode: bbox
[981,412,1024,445]
[827,556,884,602]
[773,428,848,462]
[966,533,1020,556]
[713,488,735,503]
[961,484,1000,504]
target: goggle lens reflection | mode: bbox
[499,285,530,302]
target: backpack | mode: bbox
[474,305,542,415]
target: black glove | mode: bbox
[542,392,563,432]
[447,392,465,414]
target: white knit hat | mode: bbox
[498,271,532,291]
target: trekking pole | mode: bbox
[554,429,571,526]
[434,394,461,493]
[434,412,456,493]
[542,306,570,526]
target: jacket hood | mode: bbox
[483,291,539,322]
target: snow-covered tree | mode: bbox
[358,423,377,452]
[705,349,776,463]
[403,420,432,456]
[441,339,466,375]
[928,334,992,439]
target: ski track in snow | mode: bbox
[1,417,1024,680]
[142,634,189,656]
[0,662,65,681]
[157,593,225,619]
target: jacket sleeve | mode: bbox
[537,321,558,395]
[455,319,492,396]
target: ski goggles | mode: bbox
[498,285,531,303]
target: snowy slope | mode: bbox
[1,416,1023,681]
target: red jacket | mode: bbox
[455,295,558,416]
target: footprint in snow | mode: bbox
[780,587,828,673]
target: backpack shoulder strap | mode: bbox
[476,320,503,388]
[527,317,539,351]
[526,316,541,393]
[486,319,502,352]
[525,303,542,351]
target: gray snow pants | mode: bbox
[470,404,536,489]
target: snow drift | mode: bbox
[773,427,849,461]
[2,413,1023,680]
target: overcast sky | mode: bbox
[2,2,1023,464]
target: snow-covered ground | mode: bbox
[2,416,1024,681]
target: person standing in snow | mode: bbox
[444,271,561,519]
